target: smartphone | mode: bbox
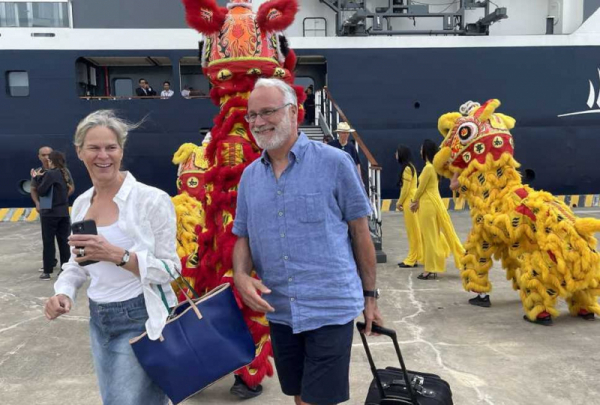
[71,219,99,266]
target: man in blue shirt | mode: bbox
[233,78,383,405]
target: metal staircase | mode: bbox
[300,125,325,142]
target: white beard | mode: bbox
[252,115,292,151]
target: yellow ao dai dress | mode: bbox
[396,166,423,266]
[413,162,464,273]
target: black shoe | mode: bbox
[468,295,491,308]
[39,273,51,281]
[398,262,417,268]
[417,272,437,280]
[578,310,595,321]
[230,375,263,399]
[39,260,58,272]
[523,313,553,326]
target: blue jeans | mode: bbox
[89,294,168,405]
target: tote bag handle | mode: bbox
[157,260,203,317]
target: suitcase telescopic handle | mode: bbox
[356,322,419,405]
[357,322,397,338]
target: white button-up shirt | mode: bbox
[54,172,179,340]
[161,89,174,99]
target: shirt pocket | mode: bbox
[299,193,325,223]
[291,193,330,264]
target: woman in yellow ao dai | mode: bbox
[395,145,422,268]
[410,139,464,280]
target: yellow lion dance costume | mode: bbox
[433,99,600,325]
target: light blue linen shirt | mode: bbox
[233,133,372,333]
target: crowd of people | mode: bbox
[32,81,466,403]
[134,78,204,99]
[38,80,385,404]
[32,77,469,405]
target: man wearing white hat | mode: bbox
[330,122,361,178]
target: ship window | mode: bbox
[7,71,29,97]
[76,57,173,99]
[179,57,210,99]
[0,2,70,28]
[113,79,133,97]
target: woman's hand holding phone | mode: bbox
[69,233,123,265]
[70,220,100,266]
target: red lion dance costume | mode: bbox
[172,0,304,392]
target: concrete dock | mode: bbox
[1,209,599,405]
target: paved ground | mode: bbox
[1,209,600,405]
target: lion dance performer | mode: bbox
[433,99,600,325]
[172,0,304,398]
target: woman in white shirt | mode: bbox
[44,110,178,405]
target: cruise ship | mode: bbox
[1,0,600,211]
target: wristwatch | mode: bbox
[117,250,130,267]
[363,288,380,299]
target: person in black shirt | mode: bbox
[330,121,361,178]
[33,151,71,280]
[30,146,52,213]
[303,85,316,125]
[30,146,74,273]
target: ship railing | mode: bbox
[317,111,333,139]
[78,95,210,100]
[316,86,383,242]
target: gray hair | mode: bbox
[254,78,297,107]
[74,110,143,149]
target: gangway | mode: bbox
[315,86,387,264]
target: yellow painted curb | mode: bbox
[26,210,39,221]
[10,208,25,222]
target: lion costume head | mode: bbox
[433,99,517,179]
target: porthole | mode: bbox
[18,179,32,195]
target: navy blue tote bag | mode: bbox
[130,276,256,404]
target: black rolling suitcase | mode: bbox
[357,322,453,405]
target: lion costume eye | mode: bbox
[457,122,479,145]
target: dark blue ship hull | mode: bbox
[1,46,599,207]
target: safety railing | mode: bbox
[316,86,383,240]
[78,95,210,100]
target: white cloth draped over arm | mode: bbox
[135,192,181,340]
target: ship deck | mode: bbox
[1,209,599,405]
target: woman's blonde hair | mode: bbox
[74,110,144,149]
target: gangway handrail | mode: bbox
[316,86,384,246]
[322,86,381,170]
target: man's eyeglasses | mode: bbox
[245,103,293,123]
